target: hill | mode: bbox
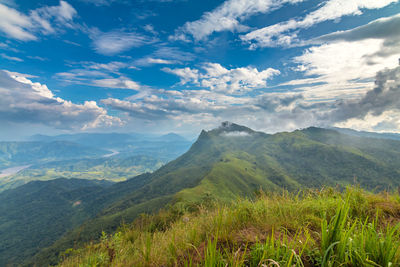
[59,187,400,267]
[29,123,400,266]
[0,178,112,266]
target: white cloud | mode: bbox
[0,70,122,129]
[0,1,77,41]
[92,77,140,90]
[0,3,35,40]
[153,46,195,62]
[163,63,280,94]
[1,53,23,62]
[78,0,118,6]
[91,29,155,55]
[101,62,400,134]
[221,131,251,137]
[55,60,143,90]
[241,0,399,48]
[283,14,400,102]
[171,0,304,41]
[134,57,177,66]
[27,55,48,61]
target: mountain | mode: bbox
[158,132,189,142]
[331,127,400,141]
[28,133,192,160]
[28,123,400,266]
[0,178,112,266]
[29,133,143,150]
[0,141,108,169]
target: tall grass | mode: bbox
[59,187,400,267]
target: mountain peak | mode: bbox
[217,121,254,133]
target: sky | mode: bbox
[0,0,400,139]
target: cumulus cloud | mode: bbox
[314,14,400,58]
[328,66,400,124]
[241,0,399,49]
[282,14,400,102]
[171,0,304,41]
[0,70,122,129]
[163,63,280,94]
[101,63,400,134]
[0,1,77,41]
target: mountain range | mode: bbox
[2,123,400,266]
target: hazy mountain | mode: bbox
[331,127,400,141]
[27,123,400,266]
[28,132,191,154]
[29,133,145,150]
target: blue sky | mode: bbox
[0,0,400,139]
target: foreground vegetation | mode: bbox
[59,186,400,266]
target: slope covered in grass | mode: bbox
[59,187,400,267]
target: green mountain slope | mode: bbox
[29,123,400,266]
[0,178,112,266]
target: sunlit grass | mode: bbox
[59,186,400,267]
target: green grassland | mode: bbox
[59,186,400,267]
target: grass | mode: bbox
[58,186,400,267]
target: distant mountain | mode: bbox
[158,133,189,142]
[331,127,400,141]
[0,178,112,266]
[29,123,400,266]
[0,141,107,169]
[29,132,192,161]
[29,132,189,149]
[29,133,144,150]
